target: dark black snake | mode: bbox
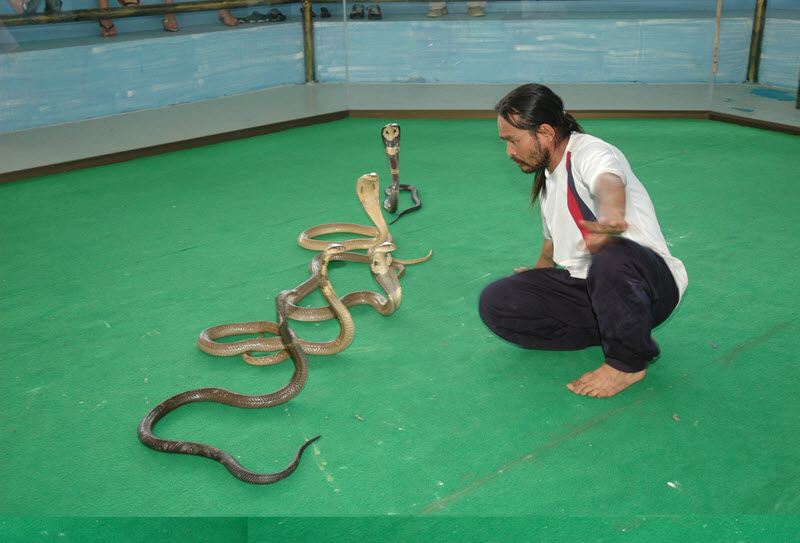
[381,123,422,224]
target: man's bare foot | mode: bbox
[567,363,646,398]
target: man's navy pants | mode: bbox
[478,238,680,373]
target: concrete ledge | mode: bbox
[1,81,797,183]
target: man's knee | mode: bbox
[478,278,510,326]
[589,238,635,275]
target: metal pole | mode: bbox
[746,0,767,83]
[712,0,722,77]
[301,0,315,82]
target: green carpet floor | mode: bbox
[2,118,798,541]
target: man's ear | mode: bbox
[536,123,557,143]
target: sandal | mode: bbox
[99,20,117,37]
[349,4,364,19]
[117,0,140,5]
[265,8,286,22]
[367,4,381,20]
[162,14,178,32]
[320,7,331,18]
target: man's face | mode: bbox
[497,115,550,174]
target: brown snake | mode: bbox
[196,242,399,365]
[199,173,430,365]
[137,289,319,484]
[138,172,432,484]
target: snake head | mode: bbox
[357,173,380,202]
[381,123,400,149]
[319,244,347,277]
[322,244,347,259]
[368,242,396,274]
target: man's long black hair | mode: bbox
[495,84,584,206]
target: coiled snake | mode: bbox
[381,123,422,224]
[138,172,431,484]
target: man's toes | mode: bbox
[566,380,577,392]
[567,378,590,396]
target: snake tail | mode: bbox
[138,291,319,484]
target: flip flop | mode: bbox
[367,4,382,20]
[117,0,140,5]
[99,20,117,37]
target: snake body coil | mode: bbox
[138,289,319,484]
[138,173,432,484]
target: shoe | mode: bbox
[265,8,286,22]
[350,4,364,19]
[467,6,485,17]
[427,7,447,17]
[117,0,140,5]
[237,11,263,23]
[320,7,331,18]
[99,20,117,37]
[367,4,381,20]
[239,9,285,23]
[162,14,178,32]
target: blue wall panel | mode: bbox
[0,25,305,132]
[343,18,721,84]
[1,1,798,134]
[759,17,800,89]
[313,21,348,83]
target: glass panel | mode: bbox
[710,0,799,129]
[340,0,723,114]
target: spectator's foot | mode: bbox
[162,14,178,32]
[8,0,25,13]
[467,6,485,16]
[427,7,447,17]
[217,9,238,26]
[9,0,42,13]
[99,19,117,37]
